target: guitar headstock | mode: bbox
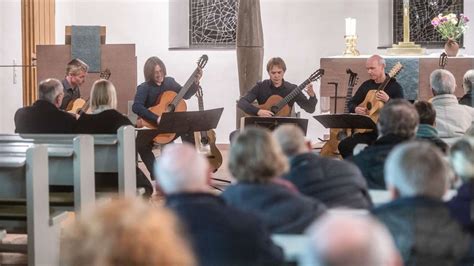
[197,55,209,69]
[308,69,325,82]
[439,52,448,69]
[196,86,203,98]
[388,62,403,78]
[100,68,111,80]
[346,68,359,87]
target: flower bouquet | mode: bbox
[431,13,469,56]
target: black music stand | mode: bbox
[313,114,376,130]
[240,116,309,135]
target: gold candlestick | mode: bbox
[343,35,360,56]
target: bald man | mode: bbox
[338,55,404,158]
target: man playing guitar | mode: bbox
[338,55,404,158]
[132,56,202,180]
[238,57,317,117]
[60,58,89,110]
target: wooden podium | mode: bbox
[36,27,136,114]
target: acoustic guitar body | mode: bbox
[258,95,291,117]
[140,91,187,144]
[194,129,223,172]
[320,128,352,158]
[67,98,86,113]
[356,89,383,133]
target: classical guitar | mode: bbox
[358,62,403,124]
[256,69,325,117]
[320,69,359,157]
[138,54,209,144]
[68,68,112,115]
[193,86,223,172]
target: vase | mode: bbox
[444,39,459,57]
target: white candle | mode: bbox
[345,17,351,36]
[352,18,357,36]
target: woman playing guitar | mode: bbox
[338,55,404,158]
[132,56,203,180]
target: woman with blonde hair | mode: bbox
[60,198,196,266]
[221,127,326,234]
[76,79,153,197]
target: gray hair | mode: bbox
[369,54,386,66]
[385,141,449,198]
[305,211,400,266]
[155,143,209,194]
[273,124,307,157]
[378,99,419,138]
[450,137,474,181]
[430,69,456,95]
[38,78,63,104]
[463,70,474,94]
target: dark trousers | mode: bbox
[136,131,195,180]
[338,130,378,158]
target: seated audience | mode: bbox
[414,100,448,153]
[14,78,76,133]
[305,212,402,266]
[430,69,474,138]
[273,124,371,209]
[222,127,326,234]
[447,137,474,233]
[459,69,474,107]
[373,141,472,265]
[156,143,284,266]
[349,99,419,189]
[60,198,195,266]
[76,79,153,197]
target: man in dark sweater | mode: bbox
[273,124,371,209]
[338,55,404,158]
[238,57,317,117]
[15,78,76,133]
[156,143,284,266]
[60,58,89,110]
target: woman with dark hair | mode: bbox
[221,127,326,234]
[76,79,153,197]
[132,56,202,180]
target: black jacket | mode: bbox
[14,100,76,133]
[76,109,132,134]
[166,193,284,266]
[373,196,472,266]
[284,152,372,209]
[221,182,326,234]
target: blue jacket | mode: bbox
[166,193,284,266]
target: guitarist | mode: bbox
[132,56,202,180]
[60,58,89,110]
[338,55,404,158]
[238,57,317,117]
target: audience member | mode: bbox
[430,69,474,138]
[76,79,153,197]
[414,100,448,153]
[222,127,326,234]
[60,198,195,266]
[448,137,474,233]
[373,141,472,265]
[459,69,474,107]
[349,99,419,189]
[14,78,76,133]
[305,212,402,266]
[156,143,284,266]
[273,124,371,209]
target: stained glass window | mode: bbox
[392,0,464,47]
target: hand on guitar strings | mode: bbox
[355,106,369,115]
[375,90,390,103]
[194,67,203,84]
[304,83,316,97]
[257,109,274,117]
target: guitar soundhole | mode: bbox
[201,136,209,145]
[167,104,176,112]
[270,106,279,115]
[367,102,372,110]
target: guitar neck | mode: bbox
[197,94,204,112]
[344,86,354,113]
[171,67,199,107]
[275,79,311,110]
[377,74,392,93]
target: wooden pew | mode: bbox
[0,125,137,197]
[0,145,67,265]
[0,135,95,213]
